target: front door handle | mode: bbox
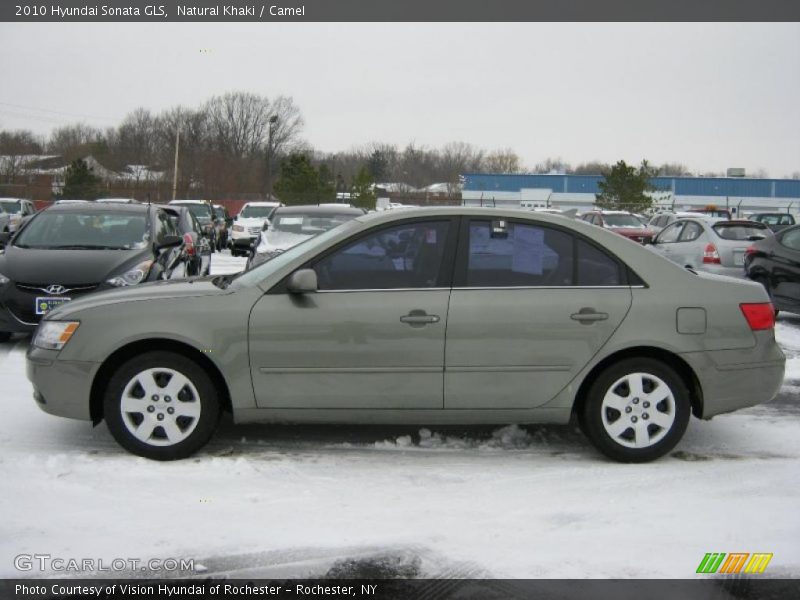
[400,310,440,327]
[570,308,609,324]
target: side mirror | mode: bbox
[286,269,318,294]
[234,215,239,221]
[158,234,183,249]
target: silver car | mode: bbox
[25,208,784,462]
[648,218,773,278]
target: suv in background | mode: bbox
[168,200,217,252]
[647,211,708,232]
[0,198,37,233]
[581,210,656,244]
[212,204,232,251]
[230,201,282,256]
[749,212,796,233]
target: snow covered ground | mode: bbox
[1,250,798,579]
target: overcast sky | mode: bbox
[1,22,798,176]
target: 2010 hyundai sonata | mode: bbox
[26,207,785,462]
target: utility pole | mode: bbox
[266,115,278,200]
[171,127,180,201]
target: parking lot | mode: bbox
[0,250,797,579]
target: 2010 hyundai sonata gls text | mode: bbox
[26,208,785,462]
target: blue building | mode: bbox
[462,173,800,215]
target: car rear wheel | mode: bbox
[103,351,220,460]
[581,358,690,462]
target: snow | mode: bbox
[1,251,798,579]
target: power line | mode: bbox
[0,101,118,124]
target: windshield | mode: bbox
[174,203,212,221]
[214,206,227,219]
[271,213,359,235]
[713,223,769,241]
[239,205,276,218]
[231,219,361,289]
[0,200,21,213]
[14,211,148,250]
[603,214,643,228]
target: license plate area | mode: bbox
[35,297,71,315]
[733,251,745,266]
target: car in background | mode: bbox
[246,205,365,270]
[26,207,783,462]
[0,203,188,342]
[580,210,656,244]
[647,211,708,233]
[156,205,212,277]
[168,200,217,252]
[230,201,282,256]
[749,212,796,233]
[0,198,37,233]
[649,218,771,278]
[745,224,800,315]
[694,206,732,220]
[53,199,90,205]
[212,204,232,251]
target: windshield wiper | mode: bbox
[48,244,124,250]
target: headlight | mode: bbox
[107,260,153,287]
[233,224,245,232]
[0,272,8,285]
[33,321,80,350]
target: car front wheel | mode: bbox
[103,351,220,460]
[581,358,690,463]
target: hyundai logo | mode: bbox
[44,284,69,295]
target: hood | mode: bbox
[257,229,312,253]
[237,217,268,227]
[46,277,232,319]
[0,246,149,285]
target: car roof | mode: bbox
[274,205,365,216]
[169,199,210,205]
[242,201,281,207]
[44,202,152,213]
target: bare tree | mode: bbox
[47,123,103,159]
[533,157,570,174]
[0,129,43,182]
[484,148,523,174]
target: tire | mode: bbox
[103,351,221,460]
[581,358,691,463]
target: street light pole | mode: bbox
[266,115,278,200]
[171,127,180,201]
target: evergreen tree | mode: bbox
[351,167,377,211]
[274,153,333,205]
[60,158,102,200]
[596,160,655,212]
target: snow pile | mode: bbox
[374,425,551,451]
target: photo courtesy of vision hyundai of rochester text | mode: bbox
[17,207,784,463]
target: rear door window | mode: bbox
[713,223,769,241]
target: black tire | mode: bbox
[103,351,221,460]
[581,357,691,463]
[0,332,12,343]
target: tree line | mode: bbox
[1,90,796,204]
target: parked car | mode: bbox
[27,208,783,463]
[580,210,656,244]
[748,212,796,233]
[96,198,139,204]
[168,200,217,252]
[53,199,90,205]
[0,203,188,341]
[212,204,232,251]
[246,205,365,270]
[647,211,708,233]
[230,201,282,256]
[745,224,800,315]
[0,198,37,233]
[648,218,772,278]
[155,205,212,277]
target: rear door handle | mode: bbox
[570,308,609,324]
[400,310,440,327]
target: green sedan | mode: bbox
[26,208,785,462]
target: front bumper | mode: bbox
[26,346,96,421]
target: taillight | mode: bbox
[740,303,775,330]
[183,233,195,256]
[745,245,758,257]
[703,243,721,264]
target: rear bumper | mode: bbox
[701,264,747,279]
[26,346,96,421]
[681,340,785,418]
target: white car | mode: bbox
[0,198,36,233]
[230,201,282,256]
